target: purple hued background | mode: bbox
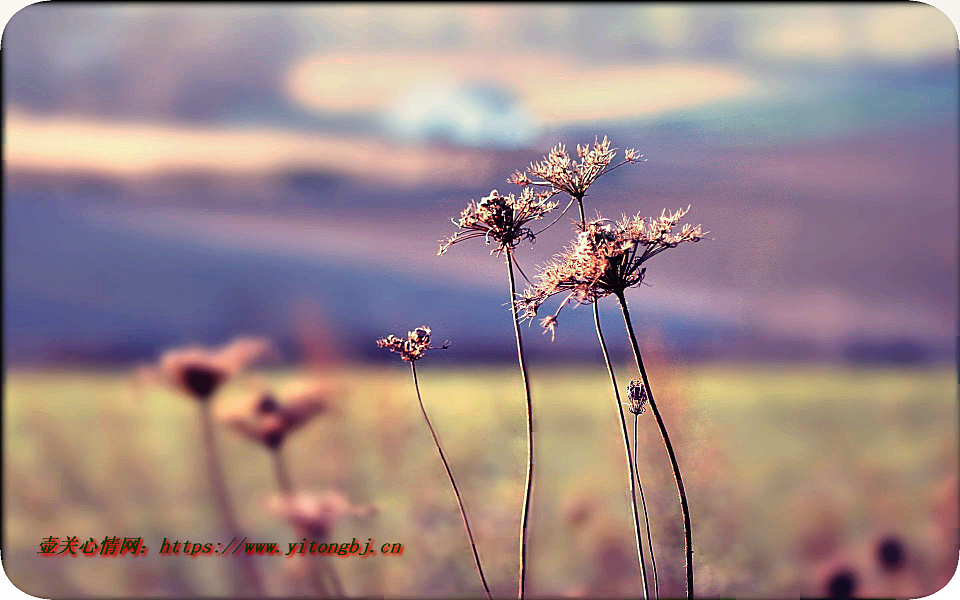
[4,4,957,367]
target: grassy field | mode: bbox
[3,362,957,598]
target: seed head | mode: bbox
[438,188,559,256]
[377,325,447,361]
[520,136,644,198]
[626,379,647,415]
[218,384,331,449]
[158,337,273,402]
[518,208,705,338]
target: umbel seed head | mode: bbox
[626,379,647,415]
[377,325,446,362]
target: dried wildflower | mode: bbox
[219,384,331,449]
[438,188,559,256]
[876,536,906,573]
[520,136,645,198]
[518,207,705,336]
[626,379,647,415]
[376,326,447,361]
[825,568,858,598]
[267,490,376,539]
[159,337,272,401]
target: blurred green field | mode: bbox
[3,363,957,598]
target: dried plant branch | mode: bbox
[410,361,493,600]
[505,248,535,600]
[618,291,693,599]
[632,409,660,600]
[576,195,649,599]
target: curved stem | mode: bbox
[616,292,693,600]
[411,362,493,599]
[199,404,264,596]
[506,249,535,600]
[578,195,649,599]
[593,301,650,600]
[634,416,659,600]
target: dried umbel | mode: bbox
[377,326,447,361]
[519,208,705,338]
[159,337,272,401]
[510,136,644,199]
[219,384,331,449]
[438,188,559,256]
[626,379,647,415]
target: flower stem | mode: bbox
[198,404,264,596]
[271,448,335,597]
[506,249,535,600]
[578,195,649,599]
[634,416,660,600]
[410,362,493,600]
[272,447,293,496]
[616,291,693,600]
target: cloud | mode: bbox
[3,108,499,186]
[286,52,762,126]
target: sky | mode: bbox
[3,4,958,364]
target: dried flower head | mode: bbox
[377,326,447,361]
[438,188,559,256]
[518,136,645,198]
[876,536,906,573]
[626,379,647,415]
[267,490,376,539]
[518,208,705,337]
[159,337,273,401]
[218,383,332,449]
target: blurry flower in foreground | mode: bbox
[512,136,644,199]
[267,490,376,539]
[625,379,647,415]
[518,208,705,338]
[825,567,858,598]
[218,384,332,450]
[159,337,272,401]
[377,326,447,362]
[876,536,906,573]
[438,188,558,256]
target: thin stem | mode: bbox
[616,291,693,600]
[410,362,493,600]
[593,300,650,600]
[506,249,535,600]
[577,195,649,599]
[198,404,264,596]
[634,416,659,600]
[272,447,293,496]
[271,448,334,597]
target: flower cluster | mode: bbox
[159,337,273,401]
[267,490,376,539]
[376,326,447,362]
[518,207,704,339]
[626,379,647,415]
[438,188,558,256]
[509,136,644,198]
[219,384,331,449]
